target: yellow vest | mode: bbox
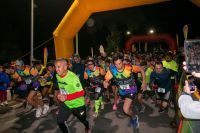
[162,60,178,80]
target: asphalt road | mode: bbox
[0,98,176,133]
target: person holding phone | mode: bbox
[178,61,200,119]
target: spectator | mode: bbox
[178,61,200,119]
[0,65,10,106]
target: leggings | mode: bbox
[57,103,89,133]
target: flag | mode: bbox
[44,47,48,67]
[183,25,188,40]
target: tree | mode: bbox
[106,30,123,53]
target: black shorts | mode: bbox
[110,79,117,86]
[14,88,28,98]
[135,80,143,93]
[155,91,171,102]
[120,93,136,100]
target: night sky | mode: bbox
[1,0,200,64]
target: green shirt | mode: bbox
[146,67,153,84]
[162,60,178,72]
[56,70,85,108]
[162,60,178,80]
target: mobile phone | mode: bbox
[187,75,195,92]
[184,40,200,72]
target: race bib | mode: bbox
[95,87,101,93]
[34,87,39,91]
[120,84,130,90]
[25,79,32,84]
[60,89,68,95]
[158,87,165,93]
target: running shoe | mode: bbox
[112,104,117,111]
[93,112,99,118]
[35,107,42,118]
[101,103,104,110]
[130,115,139,129]
[42,104,49,115]
[4,101,8,106]
[0,102,4,107]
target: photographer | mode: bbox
[178,62,200,119]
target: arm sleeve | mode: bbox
[66,90,85,100]
[104,70,113,81]
[178,94,200,119]
[84,72,88,80]
[66,76,84,100]
[132,65,142,73]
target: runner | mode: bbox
[54,58,91,133]
[150,61,177,113]
[103,53,146,129]
[84,59,106,117]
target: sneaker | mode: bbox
[112,104,117,111]
[0,102,4,107]
[139,105,146,113]
[42,104,49,115]
[4,101,8,106]
[85,128,91,133]
[101,103,104,110]
[158,108,165,113]
[130,115,139,129]
[35,107,42,118]
[93,112,98,118]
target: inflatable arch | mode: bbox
[125,34,177,52]
[53,0,169,59]
[190,0,200,8]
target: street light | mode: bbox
[30,0,34,66]
[149,29,155,34]
[126,30,131,35]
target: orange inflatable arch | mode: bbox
[53,0,169,59]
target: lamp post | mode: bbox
[30,0,34,66]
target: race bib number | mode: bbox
[25,79,32,84]
[60,89,68,95]
[120,84,130,90]
[158,87,165,93]
[34,87,39,91]
[95,87,101,93]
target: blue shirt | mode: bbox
[0,72,10,90]
[150,68,176,92]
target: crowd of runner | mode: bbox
[0,49,184,133]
